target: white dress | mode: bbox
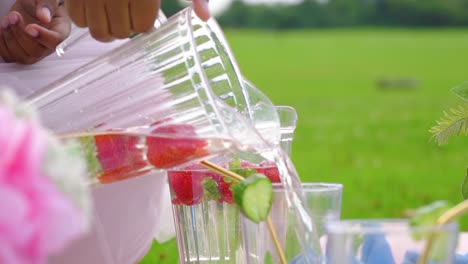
[0,2,175,263]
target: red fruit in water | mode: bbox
[257,160,281,183]
[149,117,173,127]
[98,161,150,184]
[218,179,234,204]
[146,124,209,169]
[94,134,143,170]
[168,170,204,206]
[240,160,257,168]
[171,197,182,205]
[94,134,148,183]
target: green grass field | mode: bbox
[140,28,468,263]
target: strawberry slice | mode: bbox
[218,179,234,204]
[240,160,257,168]
[168,170,204,205]
[95,134,144,170]
[257,160,281,183]
[146,124,209,169]
[98,161,150,184]
[87,133,149,184]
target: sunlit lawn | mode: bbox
[140,28,468,263]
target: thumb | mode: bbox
[35,0,60,24]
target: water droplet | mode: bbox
[179,17,186,25]
[73,89,79,94]
[221,108,233,123]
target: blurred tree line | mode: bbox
[162,0,468,28]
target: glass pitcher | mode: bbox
[28,7,280,184]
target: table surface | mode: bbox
[390,232,468,262]
[321,232,468,261]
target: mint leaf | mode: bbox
[202,177,221,201]
[239,168,257,178]
[223,177,233,184]
[451,81,468,102]
[228,159,257,178]
[462,168,468,200]
[229,159,241,170]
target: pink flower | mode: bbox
[0,102,86,263]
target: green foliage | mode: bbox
[138,239,179,264]
[430,105,468,145]
[430,82,468,200]
[451,82,468,102]
[160,0,185,17]
[218,0,468,29]
[430,83,468,146]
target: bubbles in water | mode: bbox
[220,108,233,123]
[179,17,186,25]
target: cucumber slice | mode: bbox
[233,174,273,223]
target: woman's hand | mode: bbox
[65,0,211,42]
[0,0,71,64]
[65,0,159,42]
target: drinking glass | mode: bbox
[169,106,298,264]
[168,161,268,264]
[241,183,343,264]
[325,219,458,264]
